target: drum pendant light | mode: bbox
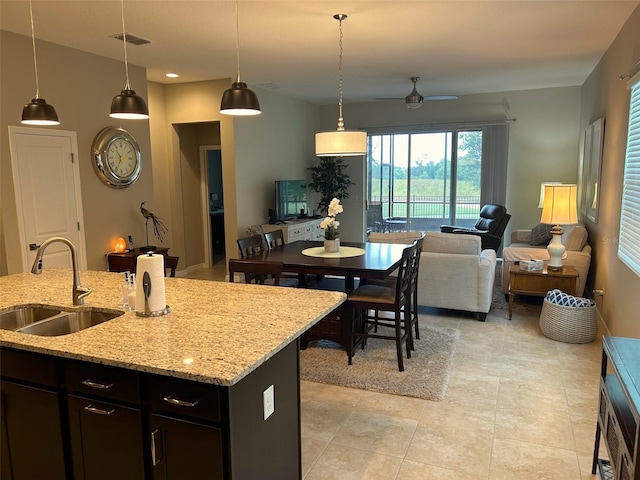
[110,0,149,120]
[315,14,366,157]
[21,0,60,126]
[220,0,261,116]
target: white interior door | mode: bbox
[8,127,86,272]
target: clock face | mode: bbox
[92,127,141,188]
[106,138,137,178]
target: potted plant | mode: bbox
[308,157,354,214]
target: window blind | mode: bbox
[618,75,640,276]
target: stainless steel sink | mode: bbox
[15,310,123,336]
[0,306,123,336]
[0,306,62,330]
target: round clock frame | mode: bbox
[92,126,142,188]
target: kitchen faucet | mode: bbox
[31,237,92,305]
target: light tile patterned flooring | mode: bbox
[186,266,605,480]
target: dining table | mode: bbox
[257,240,410,293]
[252,240,411,351]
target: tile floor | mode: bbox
[185,265,606,480]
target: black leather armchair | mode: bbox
[440,204,511,252]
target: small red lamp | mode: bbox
[113,237,128,253]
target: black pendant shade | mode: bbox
[110,88,149,120]
[220,82,261,116]
[21,97,60,125]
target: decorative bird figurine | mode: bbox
[140,202,168,245]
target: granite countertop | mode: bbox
[0,269,345,386]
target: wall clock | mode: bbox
[92,126,142,188]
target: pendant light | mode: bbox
[110,0,149,120]
[21,0,60,126]
[220,0,261,116]
[315,14,366,157]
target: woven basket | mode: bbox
[539,298,597,344]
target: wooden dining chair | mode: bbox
[236,235,266,258]
[228,259,283,285]
[164,256,179,277]
[346,243,416,371]
[263,229,285,250]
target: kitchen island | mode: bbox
[0,269,345,480]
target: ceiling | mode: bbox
[1,1,639,105]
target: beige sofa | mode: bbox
[418,231,497,321]
[367,231,497,320]
[501,225,592,297]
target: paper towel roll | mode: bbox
[135,253,166,314]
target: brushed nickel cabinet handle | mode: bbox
[163,395,199,408]
[82,379,113,389]
[84,405,115,415]
[151,429,163,466]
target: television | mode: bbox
[275,180,307,221]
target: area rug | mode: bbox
[300,323,459,401]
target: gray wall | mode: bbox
[1,31,153,273]
[319,87,583,242]
[578,4,640,337]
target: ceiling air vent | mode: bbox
[110,33,150,46]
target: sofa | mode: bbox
[419,231,496,321]
[367,231,497,320]
[501,224,592,297]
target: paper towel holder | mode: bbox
[136,305,171,317]
[135,264,171,317]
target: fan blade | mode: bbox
[424,95,458,101]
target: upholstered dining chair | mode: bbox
[346,243,416,372]
[228,259,283,285]
[363,233,424,347]
[236,234,267,258]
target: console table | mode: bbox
[507,264,578,319]
[592,336,640,479]
[106,247,169,273]
[262,218,324,243]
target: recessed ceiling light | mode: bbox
[165,73,179,78]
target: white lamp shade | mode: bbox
[538,182,562,208]
[540,184,578,225]
[315,130,367,157]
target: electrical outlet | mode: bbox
[263,385,275,420]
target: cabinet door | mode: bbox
[0,380,67,480]
[150,413,224,480]
[67,395,144,480]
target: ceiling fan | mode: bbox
[376,77,458,109]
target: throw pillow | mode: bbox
[561,225,588,251]
[546,289,595,307]
[530,223,553,246]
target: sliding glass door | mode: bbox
[367,129,482,233]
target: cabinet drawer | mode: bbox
[0,348,59,387]
[66,360,141,404]
[147,375,221,422]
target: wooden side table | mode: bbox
[508,264,579,320]
[106,247,169,273]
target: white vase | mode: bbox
[324,238,340,253]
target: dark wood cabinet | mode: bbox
[0,348,68,479]
[106,247,169,273]
[593,336,640,479]
[0,380,68,479]
[149,413,223,480]
[0,340,301,479]
[67,395,145,480]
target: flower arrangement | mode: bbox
[320,198,343,240]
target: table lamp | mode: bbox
[538,182,562,208]
[540,184,578,271]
